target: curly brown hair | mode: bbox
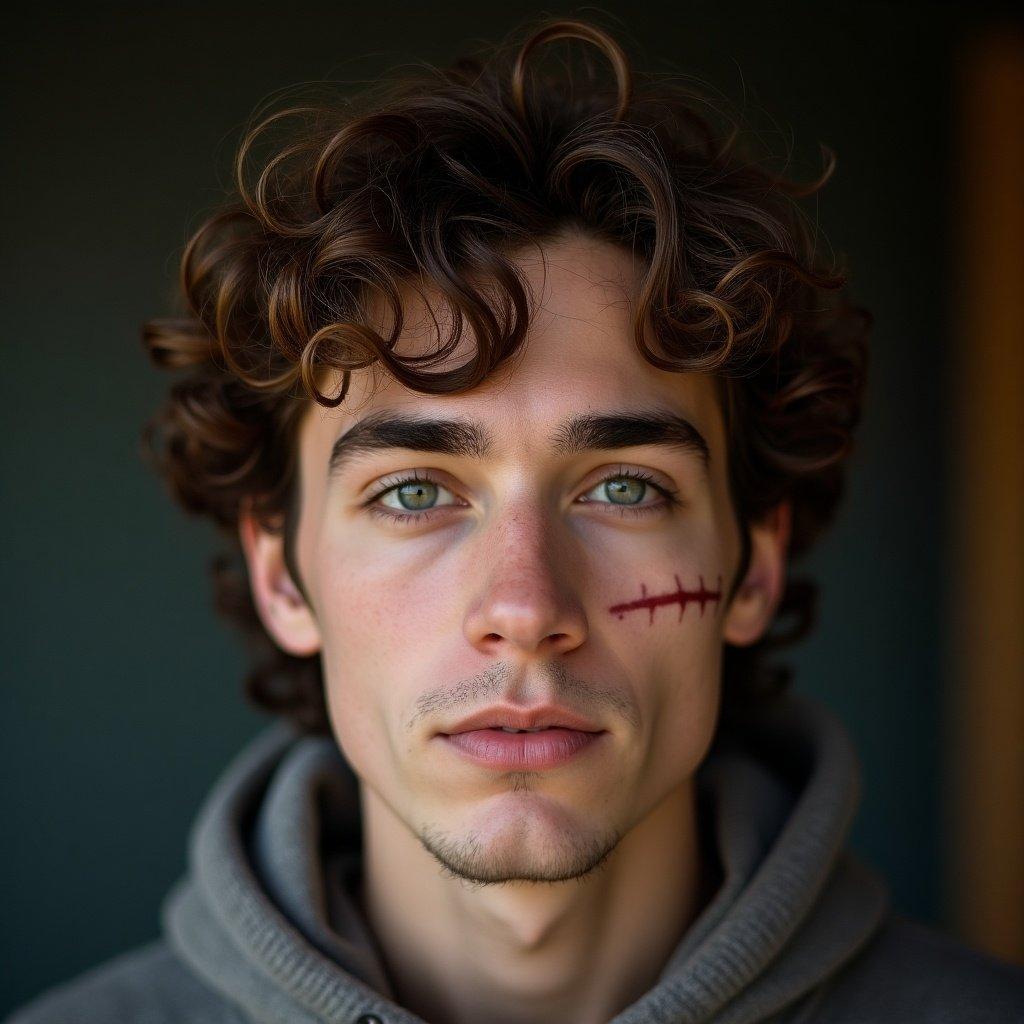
[140,16,869,737]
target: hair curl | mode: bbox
[140,16,870,737]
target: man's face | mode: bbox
[243,230,784,885]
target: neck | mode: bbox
[357,778,715,1024]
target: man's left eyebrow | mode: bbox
[326,407,711,479]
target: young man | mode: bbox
[8,16,1024,1024]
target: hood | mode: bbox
[161,689,890,1024]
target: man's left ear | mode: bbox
[722,500,792,647]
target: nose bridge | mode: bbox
[490,500,562,593]
[463,494,587,655]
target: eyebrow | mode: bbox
[327,407,711,481]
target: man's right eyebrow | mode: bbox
[326,407,711,480]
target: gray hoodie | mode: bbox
[6,690,1024,1023]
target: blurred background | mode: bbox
[3,1,1022,1014]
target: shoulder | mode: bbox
[3,939,247,1024]
[815,910,1024,1022]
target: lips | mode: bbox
[440,705,604,736]
[442,726,604,770]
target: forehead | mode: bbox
[297,232,724,459]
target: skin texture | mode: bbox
[239,227,790,1024]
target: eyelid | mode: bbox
[363,463,680,513]
[365,468,462,505]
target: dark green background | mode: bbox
[2,1,1009,1014]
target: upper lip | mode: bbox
[440,705,605,736]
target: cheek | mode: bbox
[604,567,725,687]
[312,535,464,775]
[592,483,733,638]
[314,533,454,660]
[647,666,721,783]
[599,535,728,649]
[597,544,725,755]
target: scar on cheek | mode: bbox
[608,573,723,624]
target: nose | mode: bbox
[463,504,588,659]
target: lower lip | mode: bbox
[440,728,605,770]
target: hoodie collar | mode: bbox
[162,690,889,1024]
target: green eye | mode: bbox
[393,479,441,511]
[601,476,647,504]
[366,466,679,526]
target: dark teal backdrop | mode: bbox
[0,1,994,1014]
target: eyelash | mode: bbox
[363,467,681,527]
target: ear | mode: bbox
[722,500,792,647]
[237,504,321,657]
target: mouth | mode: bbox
[440,705,604,737]
[438,726,607,771]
